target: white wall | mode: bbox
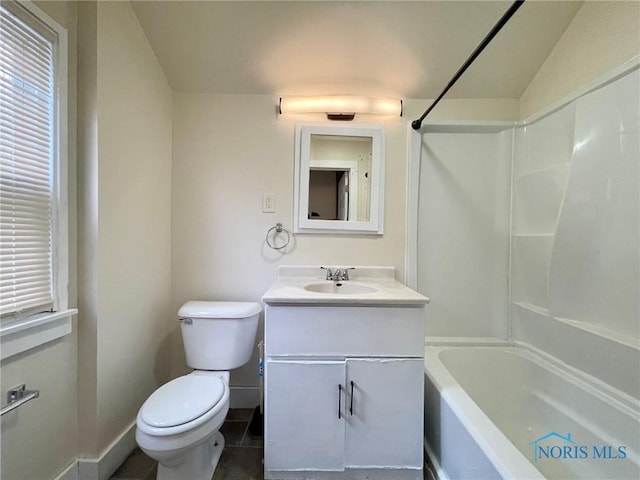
[0,340,78,480]
[77,0,99,457]
[403,98,519,123]
[171,95,409,387]
[77,0,173,458]
[1,2,79,479]
[416,129,512,339]
[520,0,640,118]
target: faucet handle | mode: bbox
[320,266,334,280]
[342,267,356,281]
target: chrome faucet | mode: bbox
[321,267,356,281]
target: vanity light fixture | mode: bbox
[279,95,403,120]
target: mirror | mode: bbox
[294,123,384,234]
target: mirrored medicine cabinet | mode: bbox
[293,123,385,234]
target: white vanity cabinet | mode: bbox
[263,304,425,480]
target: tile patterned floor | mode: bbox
[110,408,263,480]
[111,408,434,480]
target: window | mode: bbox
[0,0,74,359]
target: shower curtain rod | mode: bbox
[411,0,525,130]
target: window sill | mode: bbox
[0,309,77,360]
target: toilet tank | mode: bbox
[178,301,262,370]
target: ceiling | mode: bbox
[131,0,583,99]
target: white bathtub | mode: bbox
[424,344,640,480]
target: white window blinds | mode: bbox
[0,3,56,317]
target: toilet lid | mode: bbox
[140,375,225,428]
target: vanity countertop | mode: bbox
[261,266,429,306]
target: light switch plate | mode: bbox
[263,193,275,213]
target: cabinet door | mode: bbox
[345,358,424,468]
[265,360,346,471]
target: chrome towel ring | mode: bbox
[266,223,291,251]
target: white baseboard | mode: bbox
[75,421,137,480]
[55,461,79,480]
[229,386,259,408]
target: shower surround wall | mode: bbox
[417,65,639,399]
[417,129,512,339]
[511,69,639,400]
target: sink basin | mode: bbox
[304,282,378,295]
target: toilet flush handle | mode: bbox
[178,317,192,325]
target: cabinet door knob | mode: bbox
[338,384,343,419]
[350,381,355,415]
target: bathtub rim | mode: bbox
[426,337,640,415]
[424,344,545,480]
[424,341,640,480]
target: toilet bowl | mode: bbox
[136,371,230,480]
[135,301,261,480]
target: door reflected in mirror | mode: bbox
[308,134,372,222]
[294,124,384,234]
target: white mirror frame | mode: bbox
[294,122,385,234]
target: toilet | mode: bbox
[135,301,261,480]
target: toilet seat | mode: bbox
[137,374,229,437]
